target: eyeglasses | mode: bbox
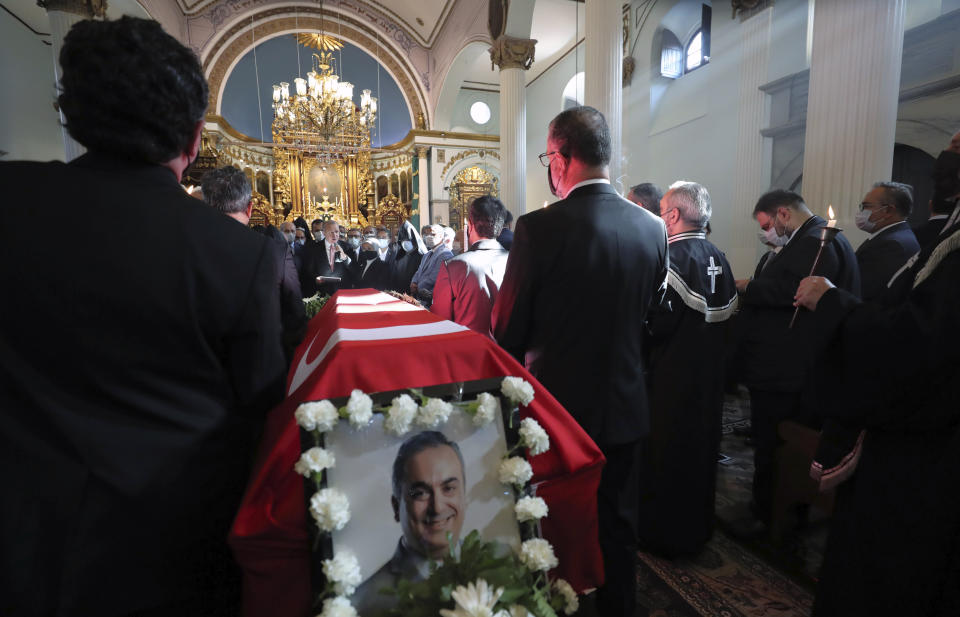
[858,202,891,212]
[538,151,565,167]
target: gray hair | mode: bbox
[666,180,712,229]
[442,226,456,242]
[873,181,914,217]
[202,166,251,215]
[391,431,465,501]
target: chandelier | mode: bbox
[271,40,377,146]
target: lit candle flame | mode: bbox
[827,205,835,220]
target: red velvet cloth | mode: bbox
[229,290,605,617]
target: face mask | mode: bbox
[296,238,306,246]
[401,240,414,253]
[547,164,562,198]
[360,249,378,261]
[855,208,878,233]
[423,235,437,248]
[283,231,295,243]
[378,238,390,249]
[348,237,361,248]
[762,225,788,247]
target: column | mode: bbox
[40,0,106,161]
[801,0,906,243]
[731,7,773,277]
[584,0,623,189]
[491,36,536,218]
[414,146,431,228]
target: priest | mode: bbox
[639,181,738,557]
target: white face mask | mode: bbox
[423,235,437,248]
[378,238,390,249]
[348,237,361,248]
[762,225,789,247]
[296,238,306,246]
[282,231,295,243]
[401,240,414,253]
[855,208,878,233]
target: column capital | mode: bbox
[414,146,430,159]
[489,36,537,71]
[38,0,107,18]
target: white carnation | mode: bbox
[309,488,351,532]
[501,377,535,406]
[295,400,339,433]
[438,579,503,617]
[552,579,579,615]
[519,538,558,572]
[417,397,453,428]
[498,456,533,488]
[317,596,357,617]
[514,496,548,522]
[518,418,550,456]
[294,446,336,477]
[384,393,418,436]
[322,550,362,596]
[508,606,528,617]
[473,392,500,427]
[345,389,373,429]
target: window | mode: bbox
[562,72,585,110]
[659,30,683,79]
[685,30,704,72]
[470,101,491,125]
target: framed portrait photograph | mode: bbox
[316,380,522,616]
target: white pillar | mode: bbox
[491,36,536,219]
[43,0,105,161]
[584,0,623,190]
[416,146,431,223]
[801,0,906,244]
[731,8,773,277]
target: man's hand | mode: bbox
[735,278,750,292]
[794,276,835,311]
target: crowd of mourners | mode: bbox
[2,14,958,617]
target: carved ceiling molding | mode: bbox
[203,10,429,129]
[440,148,500,182]
[37,0,106,18]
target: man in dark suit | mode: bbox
[302,219,353,297]
[854,181,920,302]
[0,17,286,617]
[626,181,664,216]
[203,166,307,365]
[496,209,514,250]
[492,106,668,617]
[734,190,860,527]
[431,196,509,338]
[915,130,960,248]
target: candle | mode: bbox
[826,204,837,228]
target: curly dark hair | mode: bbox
[57,16,209,164]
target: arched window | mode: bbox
[561,72,585,110]
[659,30,683,79]
[685,30,704,72]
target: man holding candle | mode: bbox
[733,190,860,528]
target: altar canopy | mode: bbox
[229,290,605,617]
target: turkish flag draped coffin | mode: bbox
[229,290,606,617]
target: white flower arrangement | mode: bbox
[514,496,548,523]
[498,456,534,488]
[295,400,339,432]
[309,487,351,533]
[518,538,559,572]
[294,378,579,616]
[321,550,363,596]
[294,446,336,477]
[345,390,374,428]
[552,579,579,615]
[501,377,535,407]
[384,393,418,436]
[518,418,550,456]
[439,579,504,617]
[417,397,454,428]
[316,596,358,617]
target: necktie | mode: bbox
[328,244,335,272]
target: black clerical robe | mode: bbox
[639,231,738,556]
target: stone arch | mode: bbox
[202,8,429,131]
[433,39,492,131]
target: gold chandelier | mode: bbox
[271,44,377,145]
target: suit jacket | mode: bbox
[292,240,305,272]
[497,228,514,250]
[430,238,509,337]
[855,221,920,302]
[492,182,668,446]
[739,215,860,392]
[353,539,432,617]
[913,216,948,250]
[268,237,307,363]
[0,153,287,616]
[301,239,353,297]
[352,256,393,291]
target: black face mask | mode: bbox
[547,159,562,198]
[360,249,378,261]
[931,150,960,214]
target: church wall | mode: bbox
[449,89,499,136]
[0,12,64,162]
